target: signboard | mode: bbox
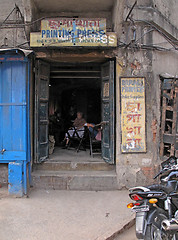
[120,77,146,153]
[30,18,117,47]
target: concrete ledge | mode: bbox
[33,161,115,171]
[106,218,135,240]
[32,170,118,191]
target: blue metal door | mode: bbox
[0,59,28,162]
[101,61,115,164]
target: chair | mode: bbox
[89,125,101,158]
[67,126,89,152]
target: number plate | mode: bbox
[132,205,149,213]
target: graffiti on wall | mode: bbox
[121,77,146,153]
[30,18,117,47]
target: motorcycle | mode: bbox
[127,156,178,240]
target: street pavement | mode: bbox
[113,226,137,240]
[0,186,135,240]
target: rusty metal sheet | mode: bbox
[30,18,117,47]
[120,77,146,153]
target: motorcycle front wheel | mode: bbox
[145,209,178,240]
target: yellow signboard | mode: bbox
[30,18,117,47]
[121,77,146,153]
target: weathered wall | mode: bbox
[0,0,31,48]
[31,11,113,32]
[112,0,125,37]
[21,0,33,22]
[0,0,22,22]
[123,0,178,40]
[153,0,178,27]
[1,0,177,190]
[116,48,160,188]
[116,48,178,189]
[114,0,178,188]
[28,0,177,188]
[0,164,8,185]
[152,31,178,82]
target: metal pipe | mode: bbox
[162,219,178,231]
[23,161,27,195]
[125,0,137,21]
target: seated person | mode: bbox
[62,112,86,147]
[85,123,101,141]
[49,112,64,145]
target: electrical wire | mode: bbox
[126,3,178,42]
[0,6,17,26]
[1,5,177,52]
[132,18,178,49]
[126,42,178,52]
[134,28,154,44]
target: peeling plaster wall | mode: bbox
[115,0,178,189]
[0,0,31,48]
[124,0,178,41]
[0,0,22,22]
[29,0,114,32]
[116,48,161,189]
[33,11,113,32]
[22,0,33,22]
[0,164,8,185]
[112,0,125,38]
[153,0,178,27]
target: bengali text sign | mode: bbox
[30,18,117,47]
[121,77,146,153]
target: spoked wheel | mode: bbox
[145,209,177,240]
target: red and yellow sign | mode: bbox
[30,18,117,47]
[121,77,146,153]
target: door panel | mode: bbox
[35,60,50,163]
[101,61,115,164]
[0,61,27,161]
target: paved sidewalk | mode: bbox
[0,187,134,240]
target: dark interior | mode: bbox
[49,63,101,145]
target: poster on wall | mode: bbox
[120,77,146,153]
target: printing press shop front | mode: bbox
[30,18,118,168]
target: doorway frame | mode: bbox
[33,52,116,165]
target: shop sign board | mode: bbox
[30,18,117,47]
[120,77,146,153]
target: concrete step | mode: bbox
[32,170,118,191]
[33,161,115,171]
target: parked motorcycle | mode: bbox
[127,156,178,240]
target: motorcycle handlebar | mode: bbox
[147,184,171,194]
[153,168,170,179]
[153,156,177,179]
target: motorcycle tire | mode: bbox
[144,208,178,240]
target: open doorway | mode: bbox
[34,59,115,164]
[48,63,102,161]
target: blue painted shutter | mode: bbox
[0,61,27,161]
[101,61,115,164]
